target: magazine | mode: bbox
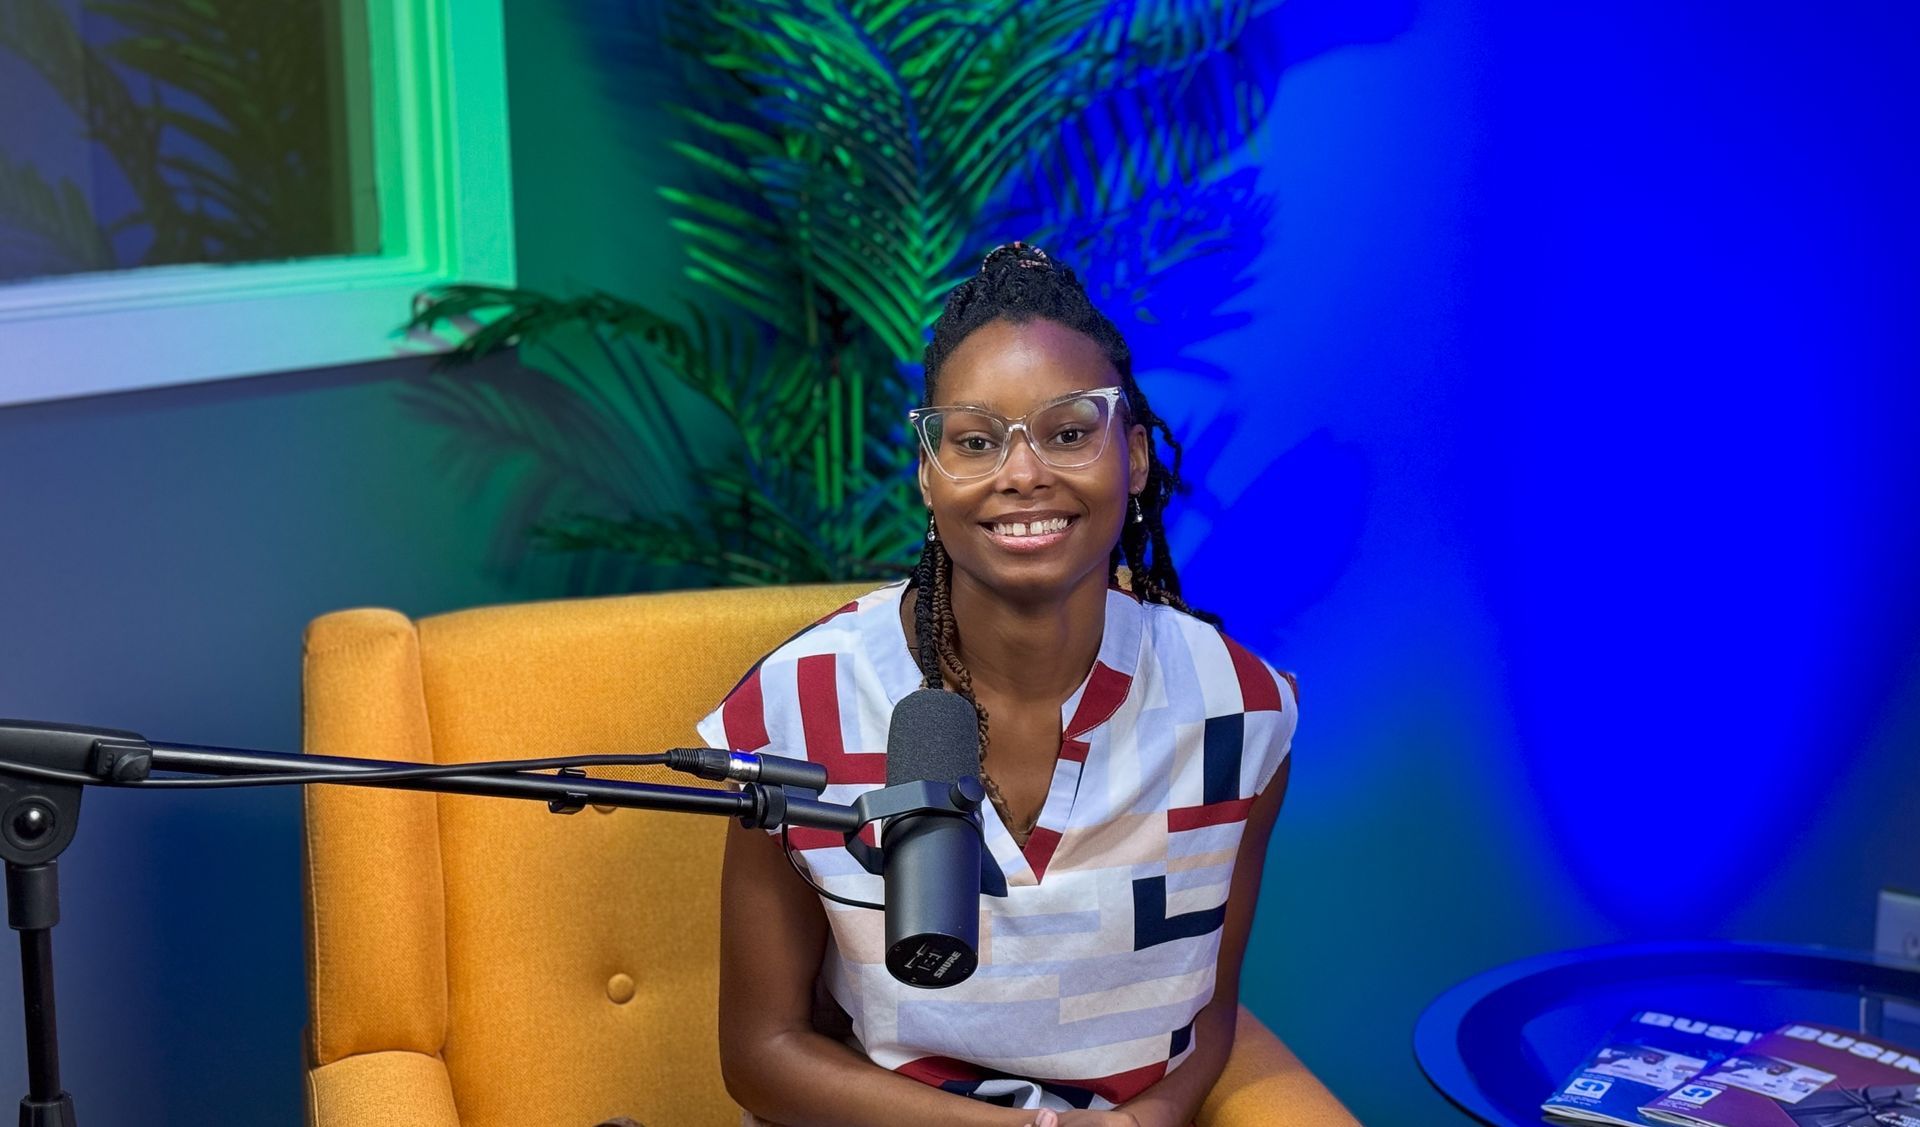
[1639,1021,1920,1126]
[1542,1011,1762,1125]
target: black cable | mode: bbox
[126,752,674,788]
[0,762,104,787]
[0,753,671,789]
[782,826,883,911]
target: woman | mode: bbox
[700,244,1296,1127]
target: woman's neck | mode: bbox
[946,567,1110,705]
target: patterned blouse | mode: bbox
[698,580,1295,1114]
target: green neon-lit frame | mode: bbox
[0,0,514,408]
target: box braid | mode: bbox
[911,242,1214,838]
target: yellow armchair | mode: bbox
[301,584,1356,1127]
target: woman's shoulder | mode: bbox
[1132,597,1297,789]
[743,579,909,670]
[1134,594,1299,717]
[697,579,908,753]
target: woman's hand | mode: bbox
[1022,1111,1141,1127]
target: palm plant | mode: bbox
[406,0,1287,590]
[0,0,353,281]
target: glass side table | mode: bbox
[1414,940,1920,1126]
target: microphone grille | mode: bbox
[886,689,981,785]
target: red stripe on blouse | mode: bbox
[814,599,861,626]
[896,1055,984,1085]
[1041,1058,1170,1105]
[795,652,887,784]
[721,666,770,751]
[786,826,843,851]
[1065,661,1132,740]
[1168,795,1256,831]
[1024,825,1064,883]
[1222,635,1284,713]
[896,1055,1170,1107]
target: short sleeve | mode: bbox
[697,662,776,755]
[691,582,903,847]
[1216,631,1297,798]
[696,662,791,835]
[1253,662,1298,797]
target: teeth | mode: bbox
[991,517,1070,537]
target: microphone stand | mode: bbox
[0,718,984,1127]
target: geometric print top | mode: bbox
[697,579,1296,1114]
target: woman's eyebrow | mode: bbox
[1038,387,1107,407]
[934,389,1107,414]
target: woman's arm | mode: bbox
[718,821,1033,1127]
[1113,758,1293,1127]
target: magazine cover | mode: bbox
[1640,1022,1920,1127]
[1542,1011,1761,1125]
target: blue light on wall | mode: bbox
[1032,0,1920,919]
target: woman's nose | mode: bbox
[995,426,1054,489]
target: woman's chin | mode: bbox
[950,543,1112,606]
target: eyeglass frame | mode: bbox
[907,386,1129,482]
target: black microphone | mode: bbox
[881,689,985,988]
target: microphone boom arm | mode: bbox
[0,717,891,1127]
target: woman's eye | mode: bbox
[1050,426,1090,446]
[952,434,999,453]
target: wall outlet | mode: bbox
[1876,887,1920,1029]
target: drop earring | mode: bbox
[927,513,939,542]
[1130,495,1144,524]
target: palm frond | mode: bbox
[0,155,113,277]
[408,286,698,373]
[0,0,194,260]
[2,0,347,267]
[411,0,1287,593]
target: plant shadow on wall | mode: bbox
[407,0,1406,598]
[0,0,364,283]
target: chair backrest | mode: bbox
[302,582,878,1127]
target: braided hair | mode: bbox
[911,242,1213,838]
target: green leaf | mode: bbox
[0,155,113,274]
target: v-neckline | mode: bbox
[873,580,1141,885]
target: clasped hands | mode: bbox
[1019,1110,1141,1127]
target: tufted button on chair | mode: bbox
[300,584,1357,1127]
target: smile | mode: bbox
[987,516,1072,537]
[979,513,1078,552]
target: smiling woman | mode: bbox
[702,243,1315,1126]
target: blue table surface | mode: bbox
[1413,940,1920,1127]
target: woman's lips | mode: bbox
[979,514,1078,552]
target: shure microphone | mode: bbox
[882,689,985,988]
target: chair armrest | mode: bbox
[1196,1007,1360,1127]
[306,1050,459,1127]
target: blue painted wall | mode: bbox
[0,1,1915,1123]
[1181,1,1920,1118]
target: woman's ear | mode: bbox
[1127,423,1150,495]
[917,460,932,506]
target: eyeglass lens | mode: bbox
[920,393,1114,479]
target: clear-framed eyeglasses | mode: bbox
[908,387,1126,482]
